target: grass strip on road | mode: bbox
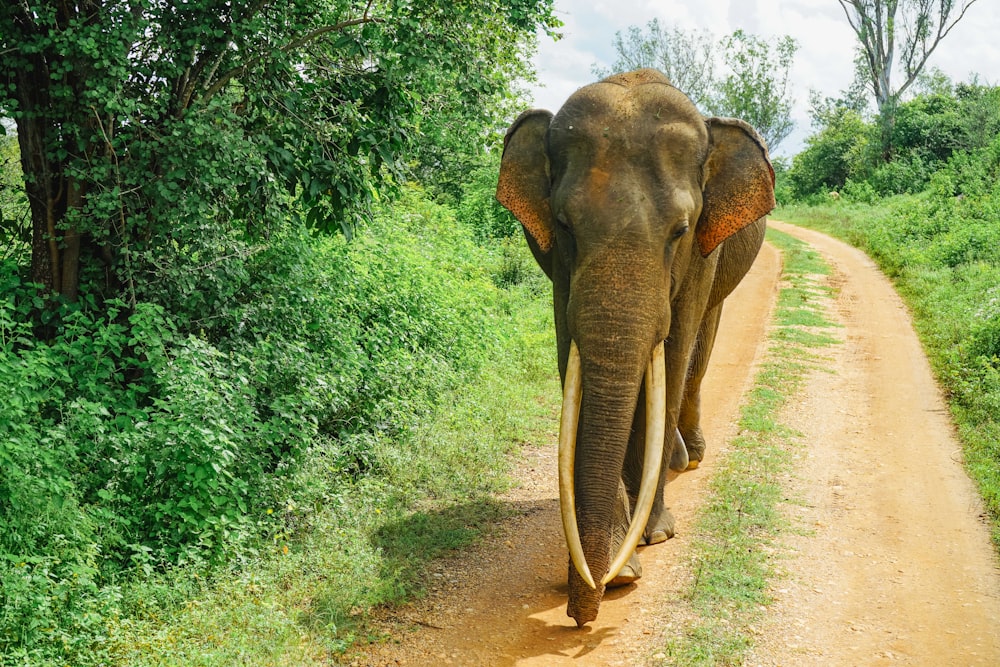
[661,229,838,665]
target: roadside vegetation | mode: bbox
[778,73,1000,548]
[0,173,558,665]
[0,2,560,664]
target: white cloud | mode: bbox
[728,0,762,34]
[528,0,996,156]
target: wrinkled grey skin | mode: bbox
[496,69,775,626]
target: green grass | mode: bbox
[100,248,560,665]
[660,229,839,665]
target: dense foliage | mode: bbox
[0,0,557,300]
[0,0,560,662]
[784,78,1000,202]
[0,181,555,664]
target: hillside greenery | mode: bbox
[781,72,1000,547]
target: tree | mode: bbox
[837,0,980,158]
[714,30,798,150]
[592,19,716,110]
[789,104,872,197]
[593,24,797,150]
[407,30,543,203]
[0,0,558,313]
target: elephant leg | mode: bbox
[622,389,676,546]
[606,479,643,588]
[642,480,675,545]
[623,284,714,545]
[641,293,714,543]
[678,302,724,466]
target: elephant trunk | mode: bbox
[560,335,666,626]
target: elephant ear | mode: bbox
[698,117,776,257]
[496,109,555,256]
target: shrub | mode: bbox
[786,83,1000,203]
[787,107,872,198]
[0,185,526,659]
[868,155,931,196]
[0,268,121,665]
[891,92,963,164]
[455,163,521,242]
[841,179,879,204]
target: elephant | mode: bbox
[495,69,775,626]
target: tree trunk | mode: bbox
[17,107,66,296]
[8,3,96,303]
[61,178,84,301]
[876,94,897,162]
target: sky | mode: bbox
[528,0,1000,157]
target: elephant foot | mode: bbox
[642,508,676,545]
[681,426,707,464]
[606,550,642,588]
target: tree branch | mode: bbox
[896,0,980,99]
[197,9,383,107]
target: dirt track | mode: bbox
[356,222,1000,666]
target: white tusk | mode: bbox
[602,342,666,585]
[558,340,596,589]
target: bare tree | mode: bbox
[592,19,716,110]
[837,0,980,158]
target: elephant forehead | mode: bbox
[575,124,703,193]
[653,123,709,181]
[551,98,705,166]
[560,78,701,120]
[583,165,611,191]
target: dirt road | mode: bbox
[356,222,1000,666]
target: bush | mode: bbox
[941,135,1000,199]
[868,155,931,196]
[786,82,1000,202]
[0,185,529,660]
[0,269,120,665]
[787,107,872,198]
[841,179,879,204]
[455,163,521,242]
[891,92,963,164]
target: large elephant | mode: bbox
[495,69,775,626]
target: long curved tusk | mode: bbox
[602,342,666,585]
[558,340,596,589]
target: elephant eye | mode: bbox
[556,213,573,233]
[672,224,690,240]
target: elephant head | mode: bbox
[496,69,775,625]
